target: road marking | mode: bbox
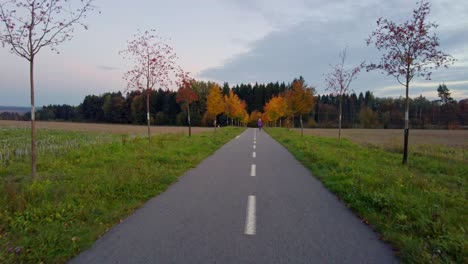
[244,195,256,235]
[253,145,256,149]
[250,164,256,176]
[252,151,256,158]
[254,140,256,144]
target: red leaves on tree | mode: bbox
[176,69,198,107]
[366,0,455,85]
[366,0,455,164]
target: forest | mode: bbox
[1,79,466,129]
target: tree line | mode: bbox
[1,81,465,129]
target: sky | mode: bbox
[0,0,467,106]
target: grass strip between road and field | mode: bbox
[267,128,466,264]
[0,127,244,263]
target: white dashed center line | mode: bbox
[252,152,256,158]
[250,164,256,177]
[244,195,256,235]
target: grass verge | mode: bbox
[267,128,466,263]
[0,127,244,263]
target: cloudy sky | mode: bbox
[1,0,467,106]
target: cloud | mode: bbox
[199,0,468,99]
[97,65,119,71]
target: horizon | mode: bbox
[1,85,465,109]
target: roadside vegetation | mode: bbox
[267,128,467,263]
[0,127,244,263]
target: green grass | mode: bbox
[267,128,467,264]
[0,127,244,263]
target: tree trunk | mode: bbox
[214,118,217,132]
[403,79,410,165]
[146,90,151,143]
[279,118,282,128]
[339,96,342,141]
[300,114,303,137]
[187,104,191,137]
[30,57,36,178]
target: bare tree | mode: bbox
[0,0,97,177]
[367,0,455,164]
[120,29,177,143]
[324,48,364,141]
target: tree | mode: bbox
[224,90,244,126]
[359,107,379,128]
[437,84,453,105]
[120,29,177,142]
[190,80,210,119]
[367,0,455,164]
[0,0,97,177]
[436,84,458,128]
[176,70,198,137]
[206,84,224,129]
[264,95,287,127]
[284,77,315,135]
[324,48,363,140]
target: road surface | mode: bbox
[71,128,397,263]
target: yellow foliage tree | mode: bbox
[224,90,245,126]
[264,95,288,127]
[206,84,225,129]
[285,77,315,135]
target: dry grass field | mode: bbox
[0,120,213,135]
[294,128,467,148]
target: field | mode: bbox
[294,128,468,148]
[0,120,214,135]
[0,125,244,263]
[268,128,467,263]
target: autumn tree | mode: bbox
[284,77,315,135]
[120,29,177,142]
[236,101,249,127]
[224,90,243,126]
[176,70,198,137]
[264,95,287,127]
[206,83,224,130]
[0,0,97,177]
[366,0,455,164]
[324,48,364,140]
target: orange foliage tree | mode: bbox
[224,90,245,126]
[176,70,198,137]
[284,77,315,135]
[206,84,225,130]
[264,95,288,127]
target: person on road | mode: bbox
[258,118,263,131]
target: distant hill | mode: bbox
[0,106,32,114]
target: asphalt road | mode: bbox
[70,128,398,264]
